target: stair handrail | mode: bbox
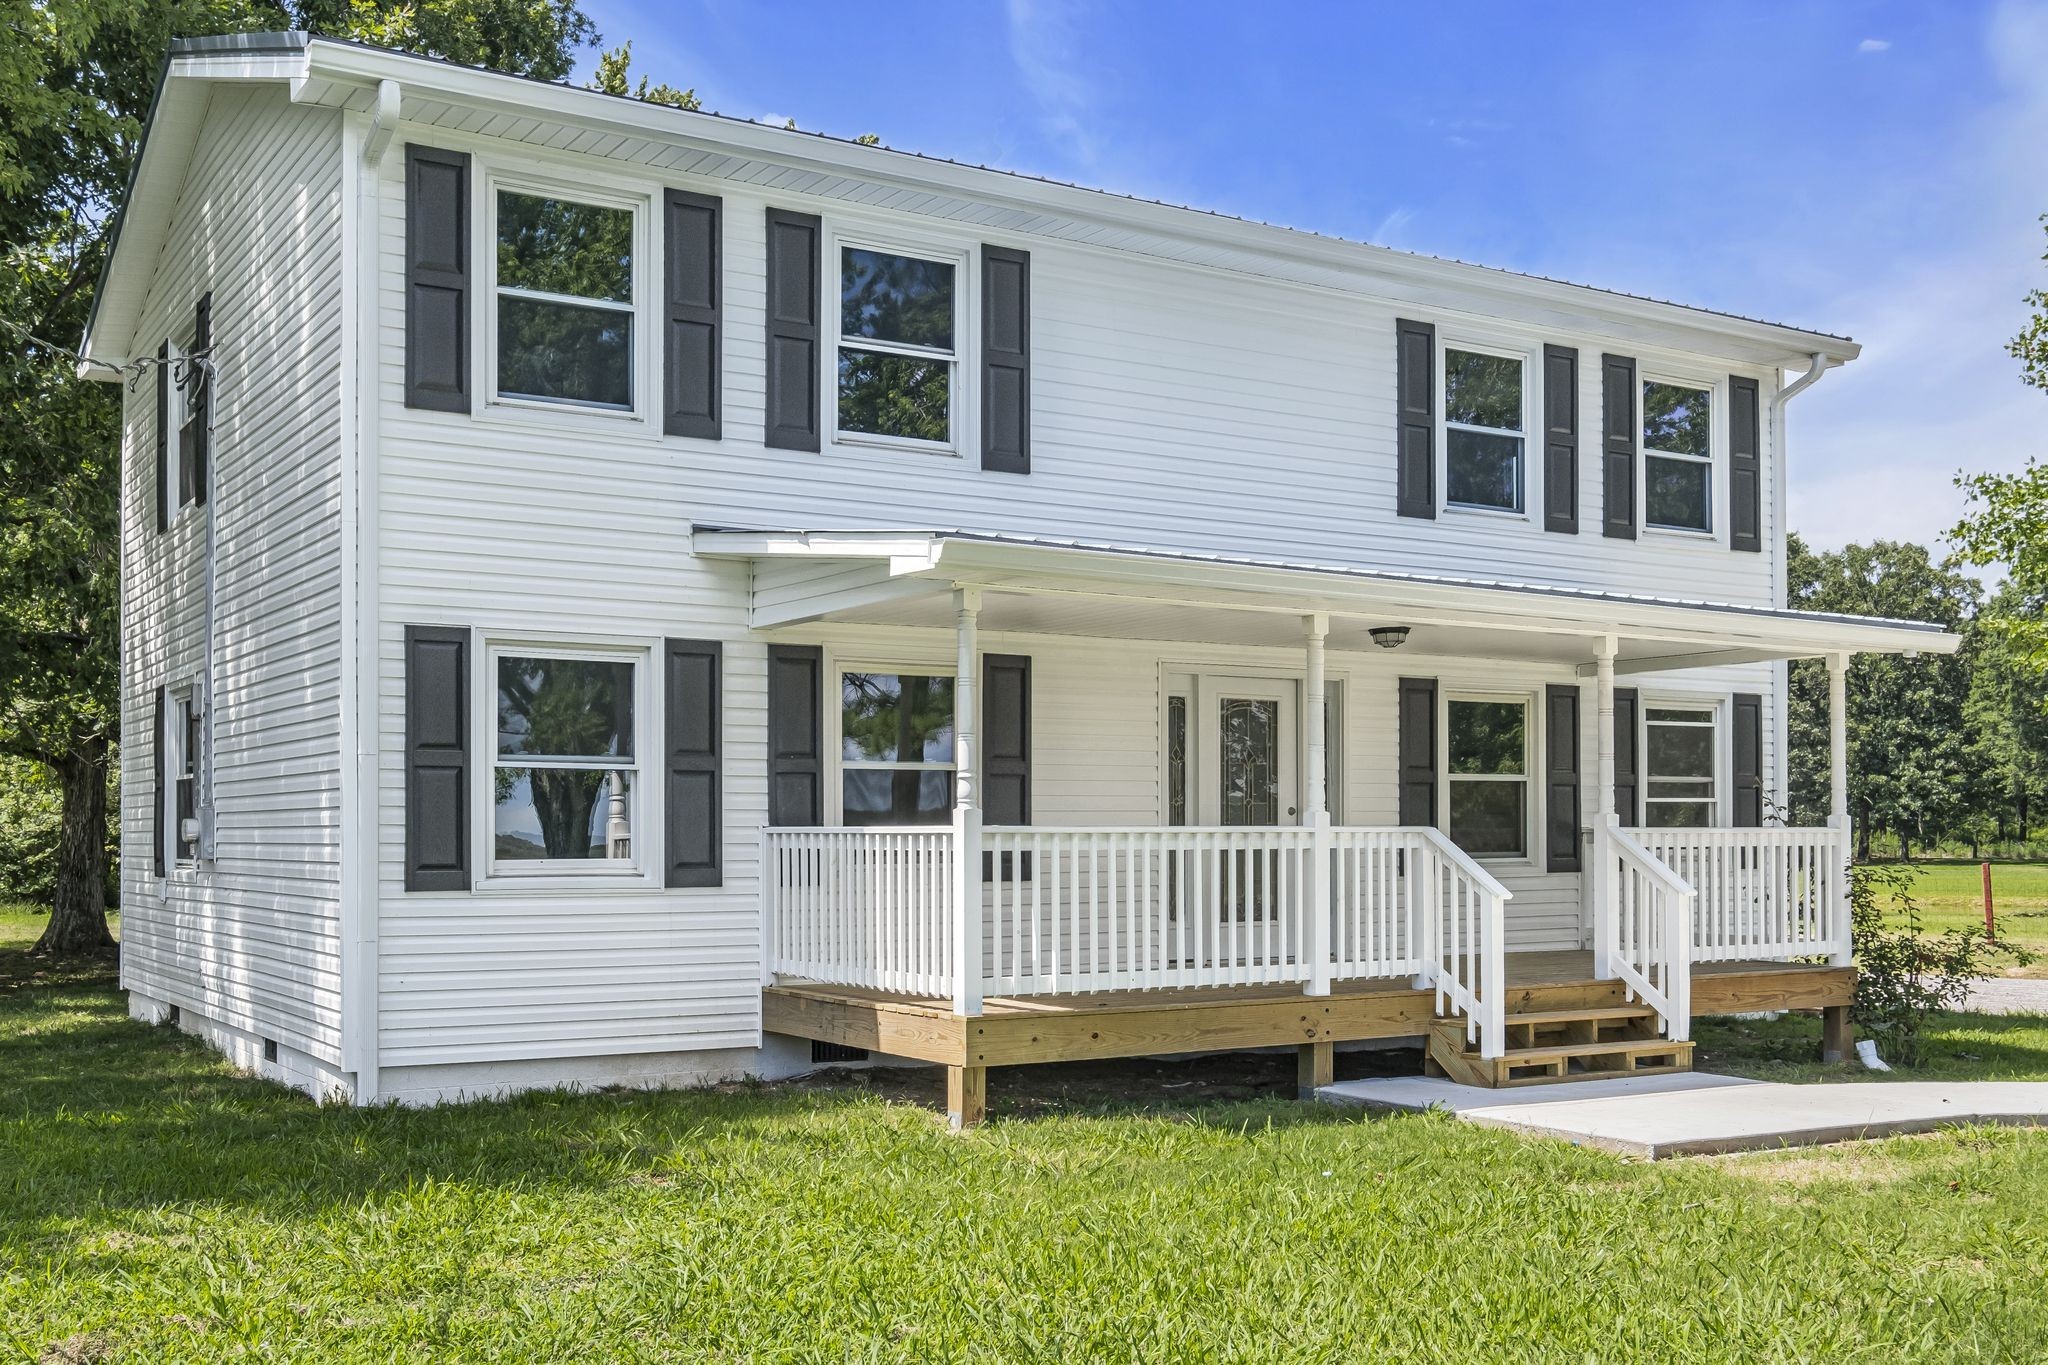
[1604,825,1695,1040]
[1411,826,1511,1060]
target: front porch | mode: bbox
[699,528,1951,1126]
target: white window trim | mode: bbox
[1640,695,1727,828]
[1639,371,1723,540]
[824,221,977,459]
[1441,690,1537,864]
[161,686,202,875]
[472,634,661,891]
[829,658,960,827]
[475,165,659,434]
[1437,336,1534,521]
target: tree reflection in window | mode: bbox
[493,655,637,861]
[837,247,955,443]
[841,672,955,825]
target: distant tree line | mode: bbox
[1787,535,2048,861]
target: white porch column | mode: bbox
[1592,636,1618,978]
[950,587,983,1017]
[1827,651,1851,831]
[1303,612,1332,997]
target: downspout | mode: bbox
[1767,351,1836,826]
[199,345,219,862]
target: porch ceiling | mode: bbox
[693,528,1960,669]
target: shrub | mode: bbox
[0,756,119,906]
[1850,862,2031,1064]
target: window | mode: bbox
[1643,380,1713,532]
[490,650,641,866]
[1447,698,1527,858]
[165,691,199,868]
[1645,705,1717,827]
[836,245,958,446]
[495,189,636,409]
[840,671,955,824]
[1443,348,1525,512]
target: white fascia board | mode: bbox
[299,39,1858,369]
[697,528,1957,657]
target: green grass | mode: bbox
[1872,861,2048,976]
[7,919,2048,1360]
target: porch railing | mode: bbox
[1604,827,1695,1041]
[765,823,1512,1058]
[760,827,955,996]
[1626,826,1852,965]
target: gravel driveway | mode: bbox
[1964,977,2048,1015]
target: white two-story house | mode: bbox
[85,33,1955,1124]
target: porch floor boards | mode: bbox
[763,951,1855,1075]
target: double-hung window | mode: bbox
[1643,380,1713,532]
[836,245,959,448]
[164,690,199,868]
[1644,705,1718,827]
[840,671,956,824]
[494,188,637,410]
[1447,697,1528,858]
[491,649,644,868]
[1443,347,1525,513]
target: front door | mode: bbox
[1197,676,1299,922]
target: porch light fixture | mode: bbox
[1370,626,1411,650]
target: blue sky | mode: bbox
[578,0,2048,553]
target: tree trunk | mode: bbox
[33,740,114,955]
[1856,804,1872,862]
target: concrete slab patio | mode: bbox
[1316,1072,2048,1159]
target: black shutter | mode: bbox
[1395,319,1436,519]
[155,342,170,534]
[1542,343,1578,534]
[188,292,211,506]
[404,625,470,891]
[1398,677,1438,826]
[767,644,823,826]
[1602,353,1637,540]
[663,189,722,439]
[1614,687,1640,826]
[1732,692,1764,827]
[983,653,1031,879]
[764,208,821,452]
[152,686,167,877]
[982,245,1030,473]
[663,638,722,887]
[1545,684,1581,872]
[1729,375,1762,553]
[404,145,471,413]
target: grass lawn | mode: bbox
[6,912,2048,1360]
[1872,861,2048,977]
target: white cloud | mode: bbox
[1792,0,2048,554]
[1858,37,1892,53]
[1005,0,1103,169]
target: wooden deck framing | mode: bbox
[764,951,1857,1127]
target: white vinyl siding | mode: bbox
[118,87,348,1067]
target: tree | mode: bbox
[1786,536,1980,860]
[1952,459,2048,666]
[0,0,601,954]
[589,40,699,110]
[1966,582,2048,844]
[2010,214,2048,396]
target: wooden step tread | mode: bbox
[1499,1005,1655,1027]
[1498,1038,1693,1064]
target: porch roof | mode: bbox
[692,527,1960,671]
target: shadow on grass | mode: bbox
[0,945,1417,1234]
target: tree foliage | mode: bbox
[0,0,606,953]
[589,40,698,110]
[2010,213,2048,396]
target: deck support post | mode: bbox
[1297,1040,1334,1100]
[1303,612,1332,997]
[946,1064,987,1130]
[951,588,983,1018]
[1592,636,1619,979]
[1821,1004,1853,1064]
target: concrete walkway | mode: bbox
[1317,1072,2048,1158]
[1964,977,2048,1015]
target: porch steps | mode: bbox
[1426,1004,1695,1088]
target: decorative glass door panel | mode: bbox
[1197,678,1299,924]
